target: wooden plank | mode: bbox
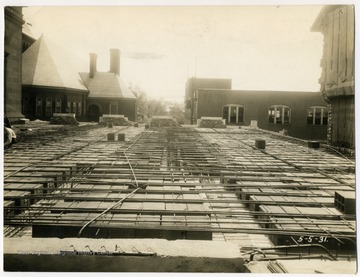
[338,6,348,82]
[346,5,355,81]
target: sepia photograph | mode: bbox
[2,0,357,274]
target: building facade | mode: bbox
[22,35,90,121]
[4,7,25,122]
[80,49,137,122]
[21,35,136,122]
[185,77,232,124]
[194,87,329,140]
[312,5,355,148]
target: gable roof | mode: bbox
[22,35,88,92]
[80,72,136,100]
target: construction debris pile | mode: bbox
[49,115,79,125]
[198,117,226,128]
[150,116,179,127]
[99,116,132,126]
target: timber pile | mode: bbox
[199,118,226,129]
[150,116,179,127]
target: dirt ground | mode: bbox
[10,120,104,145]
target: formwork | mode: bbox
[3,125,356,269]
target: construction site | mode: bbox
[3,118,357,273]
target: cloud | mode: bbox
[125,52,165,60]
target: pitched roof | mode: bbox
[22,35,88,92]
[79,72,136,100]
[22,22,37,40]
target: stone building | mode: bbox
[4,7,25,122]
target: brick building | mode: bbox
[22,35,89,121]
[21,36,136,122]
[185,77,232,124]
[80,49,137,122]
[185,78,329,141]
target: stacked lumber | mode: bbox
[199,117,226,129]
[150,116,179,127]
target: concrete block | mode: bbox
[255,139,266,149]
[53,113,75,118]
[335,191,356,214]
[107,133,115,141]
[250,120,258,128]
[308,141,320,149]
[19,118,30,124]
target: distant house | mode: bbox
[186,77,329,141]
[80,49,137,122]
[4,7,25,122]
[21,36,137,122]
[311,5,355,149]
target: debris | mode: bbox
[198,117,226,128]
[50,114,79,125]
[99,115,132,126]
[150,116,179,127]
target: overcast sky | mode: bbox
[21,4,325,102]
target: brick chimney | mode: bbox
[109,49,120,76]
[89,53,97,78]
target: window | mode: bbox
[22,97,29,115]
[307,106,329,125]
[110,103,118,115]
[46,98,53,116]
[36,97,43,116]
[55,98,62,113]
[268,105,291,124]
[223,105,245,124]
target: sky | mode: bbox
[12,3,327,102]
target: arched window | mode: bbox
[222,105,245,124]
[36,97,43,117]
[46,97,53,116]
[55,98,62,113]
[268,105,291,124]
[307,106,329,125]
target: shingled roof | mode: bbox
[22,35,88,92]
[79,72,136,100]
